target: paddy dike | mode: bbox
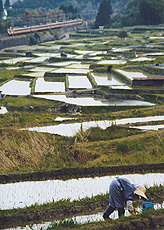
[0,163,164,184]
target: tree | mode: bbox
[94,0,112,28]
[139,0,161,25]
[4,0,10,12]
[118,30,128,39]
[0,0,3,20]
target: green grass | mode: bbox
[0,95,64,108]
[0,121,164,174]
[0,68,26,85]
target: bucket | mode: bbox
[142,202,155,209]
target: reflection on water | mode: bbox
[66,63,90,69]
[0,80,31,95]
[26,115,164,136]
[0,173,163,210]
[0,57,32,64]
[98,60,127,65]
[131,124,164,131]
[0,106,8,114]
[68,75,92,89]
[130,57,155,62]
[4,201,164,230]
[91,73,125,86]
[35,78,65,93]
[51,68,89,74]
[47,61,80,67]
[33,95,155,107]
[115,69,147,80]
[75,50,94,55]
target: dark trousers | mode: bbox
[103,206,125,219]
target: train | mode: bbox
[7,19,82,36]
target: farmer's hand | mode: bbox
[127,200,136,215]
[130,208,136,215]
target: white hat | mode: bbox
[134,186,148,200]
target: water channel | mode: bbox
[0,173,163,210]
[25,115,164,136]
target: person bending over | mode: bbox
[103,176,148,219]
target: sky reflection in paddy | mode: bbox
[91,72,126,86]
[33,95,155,107]
[0,173,163,210]
[115,69,148,80]
[26,115,164,136]
[0,80,31,95]
[68,75,92,89]
[35,78,65,92]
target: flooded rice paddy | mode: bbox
[68,75,92,89]
[0,173,164,210]
[0,57,32,65]
[130,57,155,62]
[35,78,65,93]
[0,106,8,114]
[0,80,31,95]
[4,201,164,230]
[130,124,164,130]
[47,61,80,67]
[51,68,89,74]
[25,115,164,136]
[33,95,155,107]
[91,73,126,86]
[98,60,127,65]
[2,200,163,229]
[115,70,148,80]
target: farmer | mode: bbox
[103,176,148,219]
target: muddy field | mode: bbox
[0,163,164,184]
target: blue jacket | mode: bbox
[109,177,136,208]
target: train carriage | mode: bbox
[7,19,82,36]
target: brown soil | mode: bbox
[0,162,164,184]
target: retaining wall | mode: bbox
[0,35,29,50]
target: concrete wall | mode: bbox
[0,35,29,50]
[0,23,83,51]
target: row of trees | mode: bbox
[94,0,164,28]
[0,0,164,34]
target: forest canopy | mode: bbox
[0,0,164,33]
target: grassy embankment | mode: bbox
[1,117,164,175]
[0,68,27,86]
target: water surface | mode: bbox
[115,69,147,80]
[35,78,65,93]
[91,73,126,86]
[0,106,8,114]
[0,173,163,210]
[33,95,155,107]
[0,80,31,95]
[4,201,164,230]
[68,75,92,89]
[26,115,164,136]
[98,60,127,65]
[52,68,89,74]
